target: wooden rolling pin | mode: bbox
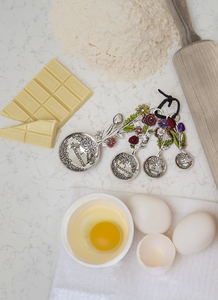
[165,0,218,188]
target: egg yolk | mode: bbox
[90,222,121,252]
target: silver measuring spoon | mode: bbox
[144,127,173,178]
[111,134,149,181]
[59,113,124,172]
[111,110,158,181]
[173,122,194,170]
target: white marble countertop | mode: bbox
[0,0,218,299]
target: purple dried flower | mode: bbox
[178,123,185,132]
[158,119,168,128]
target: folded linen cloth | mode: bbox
[49,187,218,300]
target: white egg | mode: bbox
[173,211,217,255]
[127,194,172,234]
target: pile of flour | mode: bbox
[50,0,179,81]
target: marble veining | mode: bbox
[0,0,218,299]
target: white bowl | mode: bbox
[60,192,134,268]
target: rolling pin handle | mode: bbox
[165,0,201,47]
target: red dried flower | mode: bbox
[107,138,116,148]
[129,135,139,145]
[135,126,142,135]
[155,127,159,137]
[142,114,157,126]
[167,118,176,128]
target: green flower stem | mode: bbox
[170,130,180,148]
[119,114,141,134]
[161,130,167,150]
[178,131,182,150]
[157,129,171,155]
[174,125,186,150]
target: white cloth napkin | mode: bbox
[49,188,218,300]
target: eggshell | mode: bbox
[136,233,176,275]
[127,194,172,234]
[173,211,217,255]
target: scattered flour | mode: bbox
[49,0,179,82]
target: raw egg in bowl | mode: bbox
[60,193,134,267]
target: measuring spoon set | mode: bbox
[59,90,194,181]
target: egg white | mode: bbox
[67,203,129,263]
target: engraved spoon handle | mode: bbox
[131,126,152,155]
[98,114,141,144]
